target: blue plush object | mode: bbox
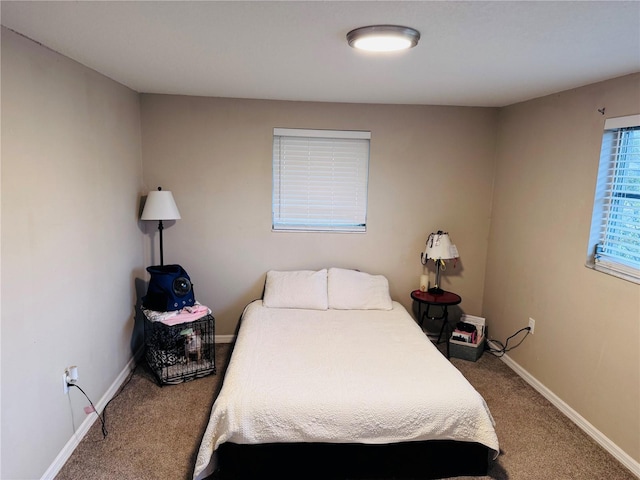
[143,264,195,312]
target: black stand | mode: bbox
[419,303,452,357]
[411,290,462,359]
[157,219,165,266]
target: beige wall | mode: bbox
[140,95,498,335]
[3,23,638,479]
[484,73,640,463]
[1,28,144,479]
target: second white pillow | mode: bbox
[328,268,393,310]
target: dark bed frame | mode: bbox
[208,439,491,479]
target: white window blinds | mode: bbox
[272,128,370,232]
[588,114,640,283]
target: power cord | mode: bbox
[67,362,138,439]
[68,383,108,438]
[486,326,531,357]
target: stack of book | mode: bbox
[451,314,485,345]
[451,329,477,344]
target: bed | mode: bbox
[193,268,499,479]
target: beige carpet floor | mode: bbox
[55,343,636,480]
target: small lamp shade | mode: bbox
[420,230,459,294]
[423,231,458,261]
[141,189,181,221]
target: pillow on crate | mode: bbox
[263,269,328,310]
[327,268,393,310]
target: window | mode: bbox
[272,128,370,232]
[587,114,640,283]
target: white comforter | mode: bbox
[193,301,499,479]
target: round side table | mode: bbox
[410,289,462,357]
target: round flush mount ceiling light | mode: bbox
[346,25,420,52]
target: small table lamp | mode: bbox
[420,230,459,294]
[141,187,181,266]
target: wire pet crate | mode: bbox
[144,313,216,386]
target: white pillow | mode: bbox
[327,268,393,310]
[263,269,328,310]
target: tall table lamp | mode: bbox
[420,230,459,294]
[141,187,181,266]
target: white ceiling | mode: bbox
[2,1,639,107]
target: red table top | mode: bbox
[411,289,461,306]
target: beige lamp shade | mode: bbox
[141,189,181,221]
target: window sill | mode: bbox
[272,227,367,234]
[585,262,640,285]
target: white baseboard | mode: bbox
[42,337,234,479]
[487,341,640,478]
[41,348,143,480]
[215,334,236,343]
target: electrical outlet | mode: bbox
[528,317,535,335]
[63,365,78,394]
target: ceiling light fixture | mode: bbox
[347,25,420,52]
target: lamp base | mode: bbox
[427,287,444,294]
